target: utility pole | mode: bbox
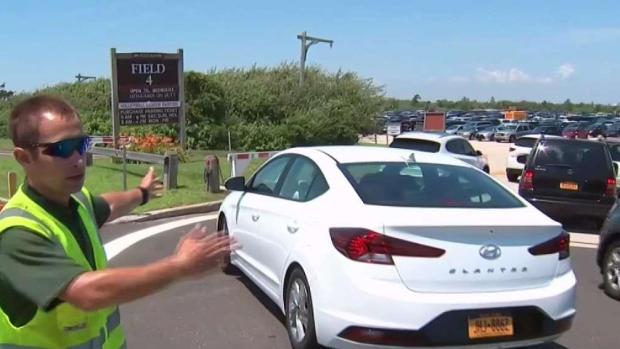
[75,74,96,83]
[297,31,333,86]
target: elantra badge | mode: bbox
[479,244,502,260]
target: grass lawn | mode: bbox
[0,146,266,213]
[0,137,385,211]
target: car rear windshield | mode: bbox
[340,162,524,208]
[534,140,610,172]
[515,137,537,148]
[390,139,441,153]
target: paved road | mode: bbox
[101,215,619,349]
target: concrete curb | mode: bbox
[109,200,223,224]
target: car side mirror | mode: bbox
[225,176,246,191]
[476,150,483,156]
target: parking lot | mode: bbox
[101,135,620,349]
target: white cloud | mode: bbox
[556,64,575,80]
[440,64,575,85]
[475,67,552,84]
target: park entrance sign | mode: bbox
[110,49,185,148]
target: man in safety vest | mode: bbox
[0,95,238,348]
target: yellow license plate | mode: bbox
[468,314,514,339]
[560,181,579,191]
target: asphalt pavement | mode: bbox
[101,215,619,349]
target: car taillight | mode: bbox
[520,170,534,191]
[509,147,516,152]
[528,231,570,260]
[329,228,445,264]
[606,178,616,197]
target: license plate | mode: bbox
[468,314,514,339]
[560,181,579,191]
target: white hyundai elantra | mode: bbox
[217,146,576,349]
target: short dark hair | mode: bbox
[9,95,80,147]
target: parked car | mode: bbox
[528,125,563,136]
[219,146,576,349]
[475,126,498,141]
[562,122,589,139]
[457,124,492,140]
[586,123,610,138]
[495,124,532,143]
[519,138,616,227]
[597,195,620,301]
[445,123,466,135]
[505,134,562,182]
[606,140,620,186]
[603,123,620,138]
[390,132,489,173]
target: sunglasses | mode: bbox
[24,136,92,159]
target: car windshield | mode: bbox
[390,138,441,153]
[499,125,517,131]
[340,162,524,208]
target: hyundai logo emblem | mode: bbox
[479,244,502,260]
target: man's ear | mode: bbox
[13,147,34,167]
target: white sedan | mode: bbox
[217,146,576,349]
[390,132,490,173]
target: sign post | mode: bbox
[110,49,185,148]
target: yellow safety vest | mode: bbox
[0,186,126,349]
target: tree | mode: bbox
[411,94,421,107]
[490,96,496,105]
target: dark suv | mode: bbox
[519,138,617,227]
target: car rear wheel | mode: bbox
[603,241,620,301]
[286,268,320,349]
[509,135,516,143]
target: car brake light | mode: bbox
[528,231,570,260]
[520,170,534,191]
[606,178,616,197]
[329,228,445,264]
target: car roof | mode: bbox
[286,145,469,167]
[518,134,563,140]
[393,131,459,142]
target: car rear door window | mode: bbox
[390,138,440,153]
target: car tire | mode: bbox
[218,215,238,275]
[285,268,320,349]
[603,240,620,301]
[507,173,519,182]
[483,166,490,174]
[509,135,516,143]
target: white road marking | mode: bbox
[569,232,599,245]
[104,214,219,260]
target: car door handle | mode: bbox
[251,214,260,222]
[287,225,299,234]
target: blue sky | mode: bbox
[1,0,619,104]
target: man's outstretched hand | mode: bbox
[140,166,165,201]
